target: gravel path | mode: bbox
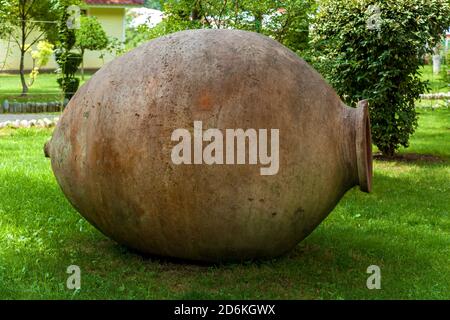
[0,114,59,122]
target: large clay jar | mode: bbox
[45,29,372,262]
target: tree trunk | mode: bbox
[19,48,28,96]
[380,145,395,158]
[19,8,28,96]
[81,48,85,80]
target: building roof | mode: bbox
[85,0,144,6]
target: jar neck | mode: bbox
[342,100,373,193]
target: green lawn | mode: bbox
[419,64,449,93]
[0,108,448,299]
[0,72,92,104]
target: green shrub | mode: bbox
[311,0,450,156]
[55,51,82,75]
[57,77,80,99]
[55,1,82,100]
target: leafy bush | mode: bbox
[311,0,450,156]
[75,16,109,78]
[28,40,54,86]
[55,51,82,76]
[57,77,80,98]
[55,1,82,100]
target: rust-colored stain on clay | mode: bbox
[198,92,213,111]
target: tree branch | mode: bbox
[217,0,228,28]
[24,0,36,18]
[26,31,45,49]
[25,22,37,39]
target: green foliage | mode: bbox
[75,16,109,78]
[263,0,315,55]
[31,41,54,68]
[125,26,151,50]
[311,0,450,156]
[104,37,126,57]
[56,2,78,51]
[0,0,60,44]
[55,51,82,76]
[28,41,55,87]
[0,6,7,39]
[126,0,315,56]
[0,0,60,95]
[55,0,82,100]
[55,50,82,99]
[75,16,109,53]
[56,76,80,98]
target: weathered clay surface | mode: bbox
[46,29,372,262]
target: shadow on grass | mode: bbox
[374,152,446,163]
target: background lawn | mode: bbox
[0,72,92,104]
[0,107,448,300]
[419,65,449,93]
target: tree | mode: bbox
[132,0,314,56]
[55,0,82,100]
[0,8,11,72]
[311,0,450,156]
[75,16,108,80]
[0,0,59,96]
